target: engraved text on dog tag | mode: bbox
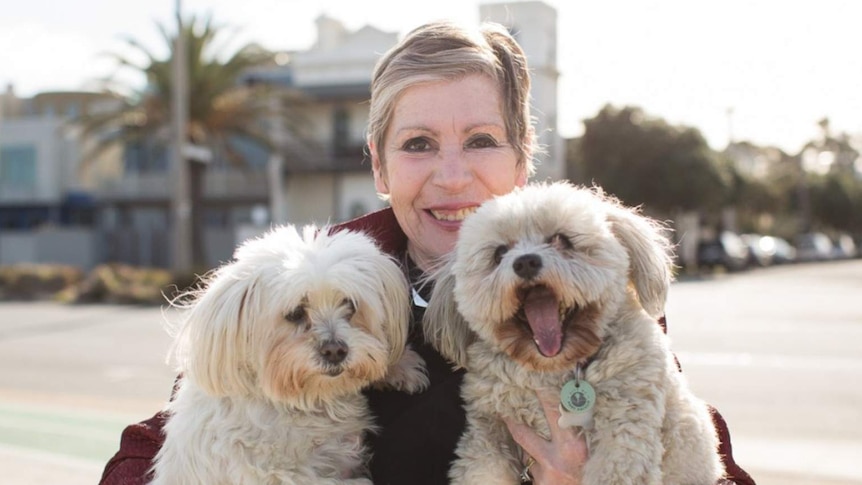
[558,379,595,429]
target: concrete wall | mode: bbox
[480,1,564,181]
[0,117,77,203]
[284,173,337,226]
[0,227,98,269]
[337,172,384,221]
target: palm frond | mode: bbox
[74,14,310,176]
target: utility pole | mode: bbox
[268,94,286,225]
[171,0,192,272]
[726,106,735,147]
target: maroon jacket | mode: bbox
[99,207,755,485]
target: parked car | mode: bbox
[832,234,858,259]
[795,232,834,262]
[697,231,749,272]
[740,234,798,267]
[769,237,798,264]
[740,233,773,267]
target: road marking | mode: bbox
[0,442,103,468]
[0,443,103,485]
[734,435,862,483]
[0,401,134,464]
[0,414,120,442]
[676,351,862,372]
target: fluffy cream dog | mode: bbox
[425,182,723,485]
[150,225,428,485]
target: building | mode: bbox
[2,1,563,270]
[481,1,564,181]
[0,88,122,267]
[253,14,400,225]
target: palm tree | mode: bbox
[76,15,307,270]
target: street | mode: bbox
[1,260,861,484]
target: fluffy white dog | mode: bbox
[424,182,723,485]
[150,225,428,485]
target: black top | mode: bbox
[363,260,466,485]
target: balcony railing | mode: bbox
[95,169,269,201]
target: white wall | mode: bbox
[0,228,98,269]
[337,172,385,221]
[480,1,565,181]
[0,117,78,203]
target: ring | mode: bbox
[519,456,535,483]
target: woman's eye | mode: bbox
[466,135,499,149]
[402,137,432,152]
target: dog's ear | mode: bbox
[374,255,412,367]
[606,205,675,319]
[423,263,474,369]
[171,264,257,397]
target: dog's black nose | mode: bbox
[513,254,543,280]
[319,340,349,365]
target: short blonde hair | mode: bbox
[367,21,536,175]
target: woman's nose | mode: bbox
[432,146,473,191]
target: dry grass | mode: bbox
[0,263,201,305]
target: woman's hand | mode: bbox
[503,389,588,485]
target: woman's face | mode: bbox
[371,74,528,270]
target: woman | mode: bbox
[99,21,754,485]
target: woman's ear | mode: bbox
[369,141,390,195]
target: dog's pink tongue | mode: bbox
[523,286,562,357]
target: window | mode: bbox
[348,201,368,219]
[333,106,350,156]
[0,144,37,189]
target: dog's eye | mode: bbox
[342,298,356,318]
[285,305,307,323]
[548,233,573,251]
[493,244,509,265]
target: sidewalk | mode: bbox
[5,447,862,485]
[1,444,103,485]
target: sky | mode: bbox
[1,0,860,155]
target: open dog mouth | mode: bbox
[513,284,578,357]
[324,366,344,377]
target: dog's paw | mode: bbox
[376,346,429,393]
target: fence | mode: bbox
[0,226,250,271]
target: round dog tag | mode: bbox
[558,405,594,430]
[560,379,595,413]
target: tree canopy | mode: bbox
[573,105,731,214]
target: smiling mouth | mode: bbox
[429,207,477,222]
